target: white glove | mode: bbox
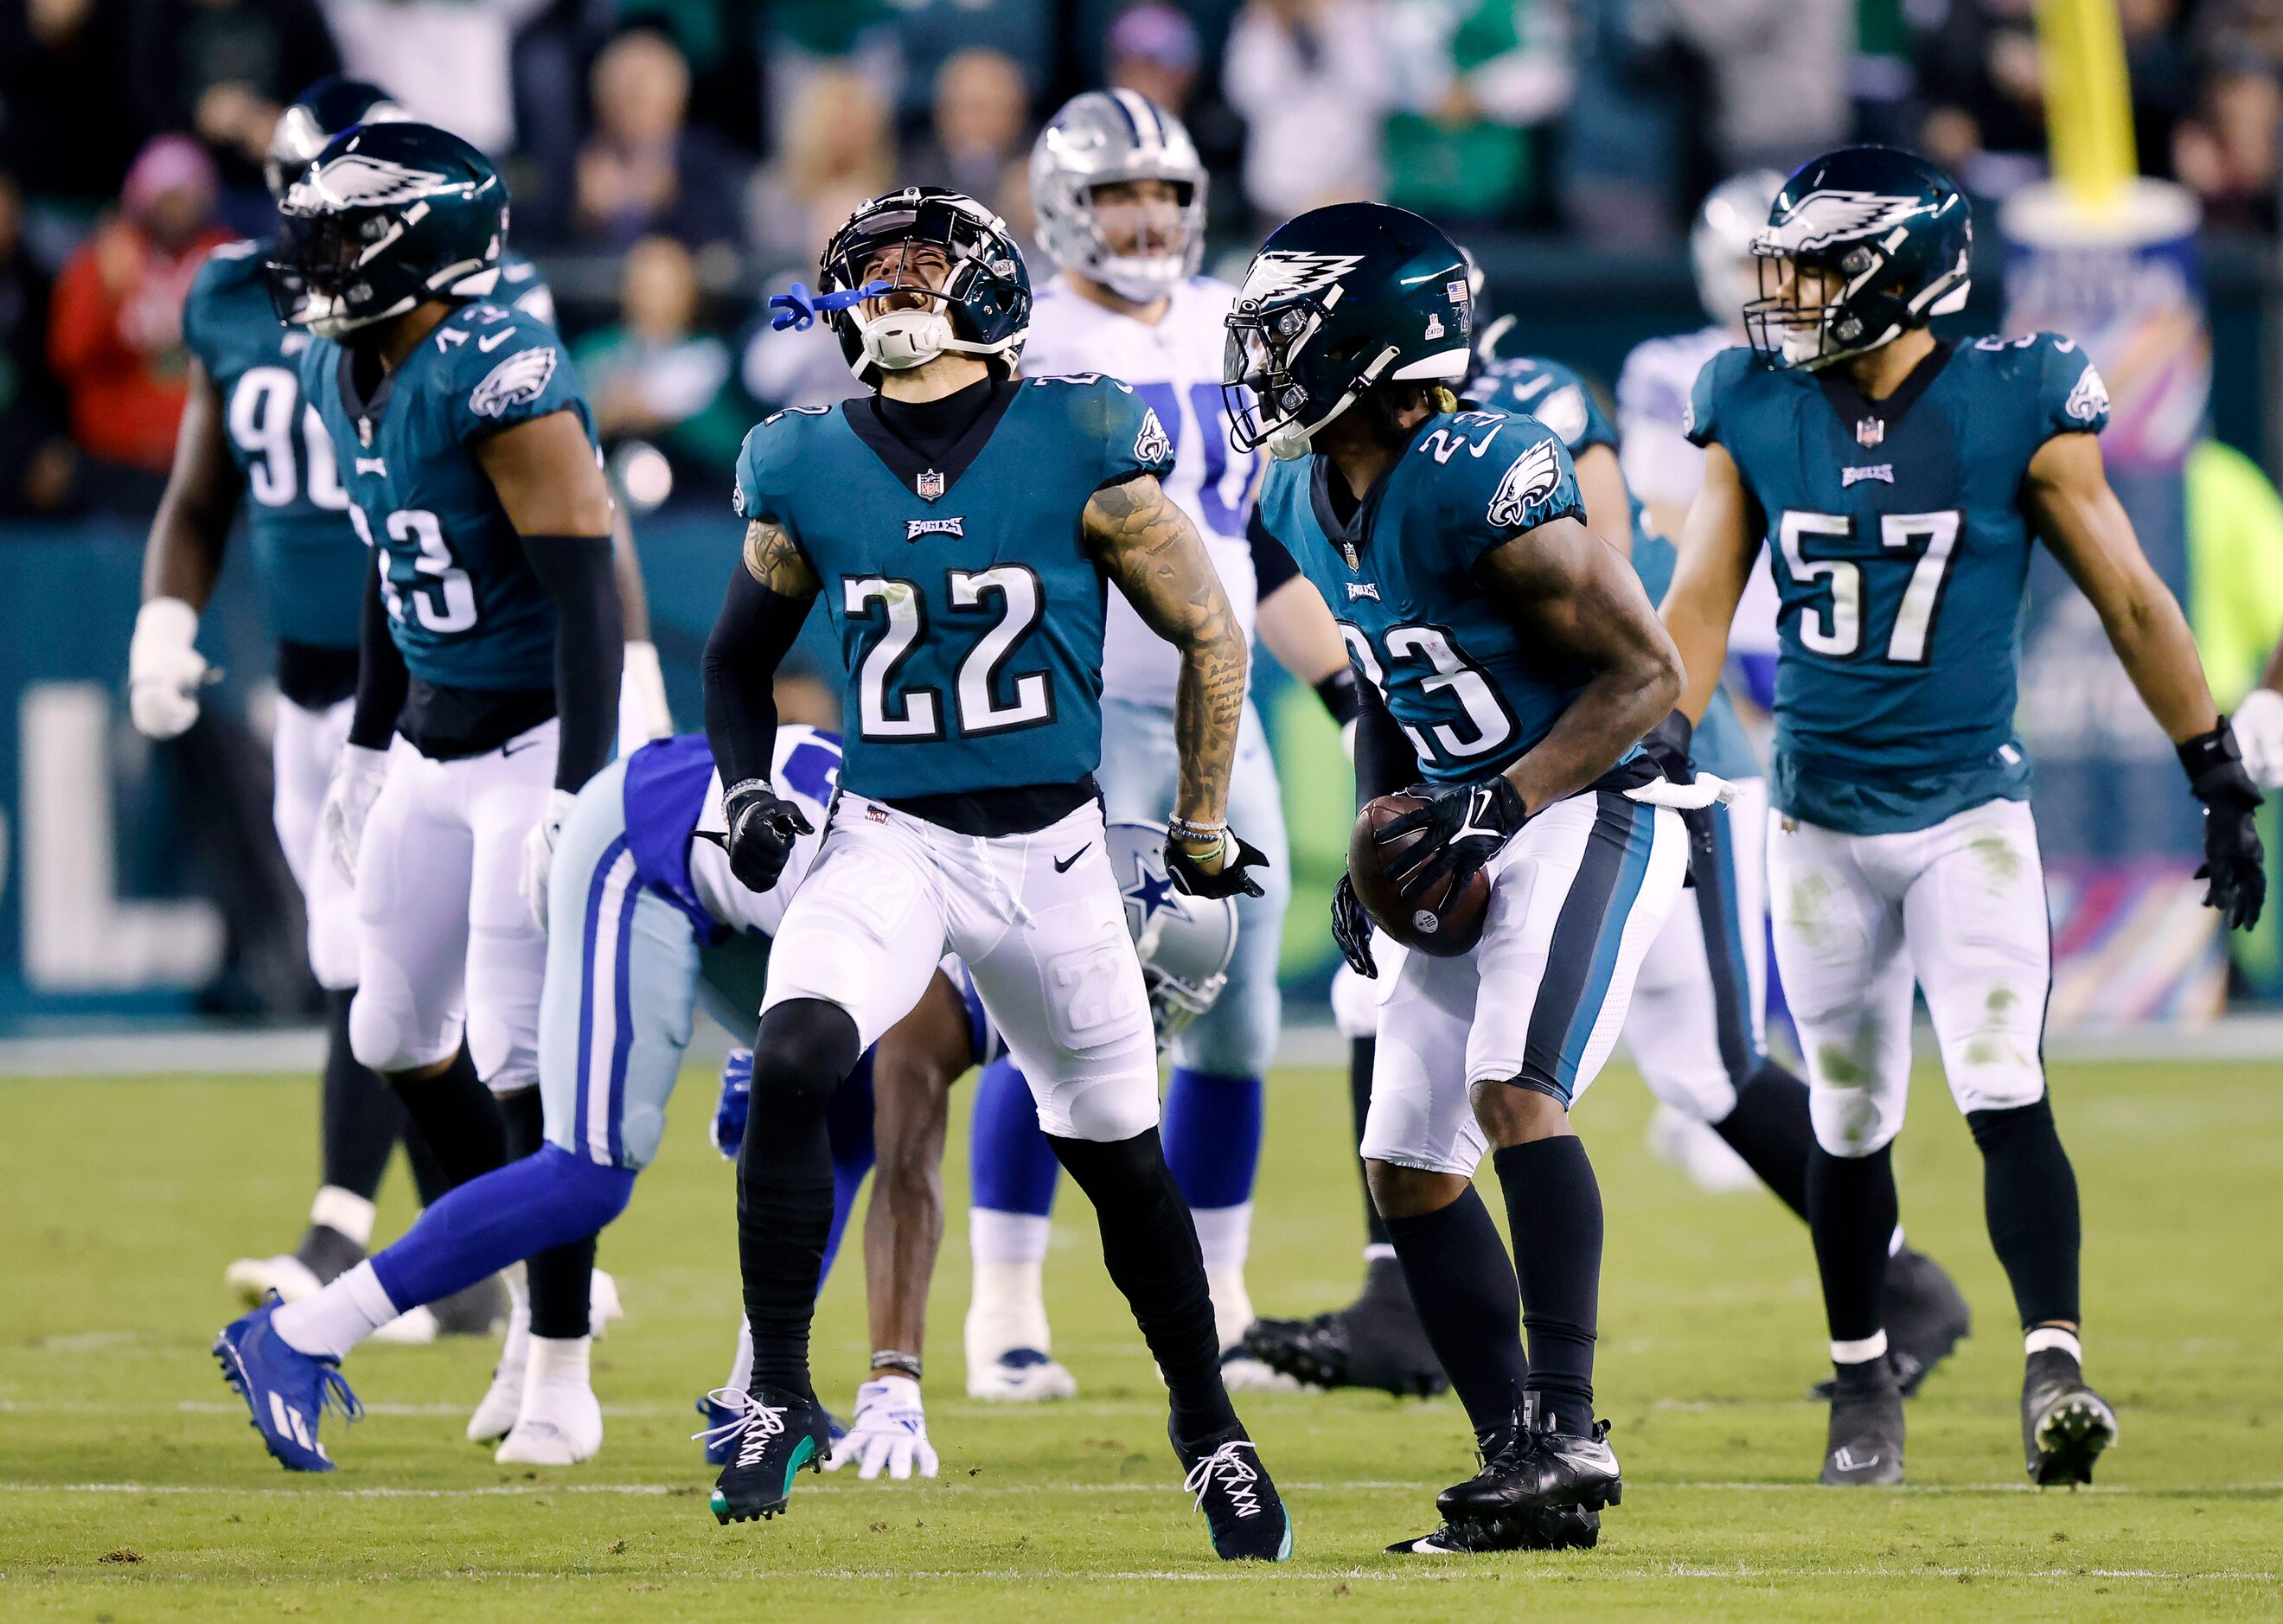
[520,788,577,930]
[127,598,209,739]
[824,1375,938,1481]
[321,745,391,885]
[2234,687,2283,789]
[617,639,675,759]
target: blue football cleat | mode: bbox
[213,1295,362,1472]
[697,1391,843,1467]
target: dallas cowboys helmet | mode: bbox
[1690,169,1784,329]
[1225,201,1473,460]
[818,187,1031,385]
[267,123,507,338]
[265,76,412,200]
[1107,820,1237,1052]
[1030,89,1207,304]
[1745,145,1971,372]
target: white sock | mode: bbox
[310,1186,376,1249]
[2024,1326,2082,1362]
[272,1261,399,1359]
[724,1318,753,1393]
[1206,1268,1254,1352]
[968,1258,1052,1354]
[525,1333,592,1388]
[1189,1203,1252,1276]
[969,1208,1052,1265]
[1830,1329,1889,1365]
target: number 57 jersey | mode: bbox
[1686,334,2110,834]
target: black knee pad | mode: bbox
[749,999,863,1119]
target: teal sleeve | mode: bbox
[1683,348,1747,449]
[1476,357,1614,456]
[2035,332,2110,438]
[1091,376,1175,487]
[446,310,592,443]
[1443,416,1586,562]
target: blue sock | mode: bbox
[969,1058,1060,1216]
[1161,1067,1263,1212]
[820,1050,878,1285]
[368,1144,635,1311]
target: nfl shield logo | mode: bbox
[1856,417,1884,448]
[917,469,945,502]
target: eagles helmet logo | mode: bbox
[469,346,558,419]
[1134,407,1172,464]
[1487,438,1563,528]
[304,152,451,208]
[1237,251,1365,304]
[2065,362,2110,423]
[1758,189,1926,255]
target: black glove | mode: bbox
[716,777,814,894]
[1331,872,1377,977]
[1165,828,1269,899]
[1639,709,1693,785]
[1378,777,1530,902]
[2179,723,2266,931]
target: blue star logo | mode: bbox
[1122,865,1179,925]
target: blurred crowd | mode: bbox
[3,0,2283,519]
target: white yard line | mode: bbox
[4,1480,2279,1499]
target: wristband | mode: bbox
[2179,724,2254,801]
[1314,667,1361,727]
[1167,814,1226,846]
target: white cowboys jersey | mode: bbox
[1022,274,1261,708]
[1616,323,1779,658]
[688,726,841,939]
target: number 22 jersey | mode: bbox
[1685,334,2110,834]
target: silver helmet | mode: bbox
[1106,820,1237,1053]
[1030,89,1206,304]
[1691,169,1785,329]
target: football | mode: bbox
[1349,791,1492,957]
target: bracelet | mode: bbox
[1167,815,1226,845]
[870,1349,923,1381]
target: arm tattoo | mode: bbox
[1084,475,1247,823]
[742,518,820,598]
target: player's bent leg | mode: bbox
[1623,892,1760,1194]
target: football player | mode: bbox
[131,78,648,1339]
[214,726,988,1469]
[1232,203,1695,1555]
[698,187,1290,1560]
[958,88,1354,1401]
[1663,145,2264,1487]
[263,122,630,1440]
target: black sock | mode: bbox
[739,999,860,1398]
[1807,1141,1896,1345]
[386,1047,505,1192]
[1348,1039,1390,1250]
[1711,1059,1814,1222]
[1493,1137,1603,1434]
[1379,1184,1527,1441]
[318,987,405,1204]
[1966,1096,2081,1329]
[496,1087,596,1340]
[402,1121,453,1207]
[1050,1126,1236,1443]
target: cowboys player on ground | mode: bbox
[1664,144,2265,1487]
[959,87,1354,1401]
[1231,202,1694,1554]
[698,187,1289,1559]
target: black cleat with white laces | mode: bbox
[1436,1401,1622,1524]
[1241,1256,1449,1398]
[1173,1420,1293,1561]
[2022,1347,2117,1487]
[1820,1359,1905,1486]
[1388,1503,1599,1556]
[700,1383,835,1525]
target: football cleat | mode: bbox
[224,1250,323,1308]
[212,1295,362,1473]
[1809,1247,1972,1400]
[1438,1406,1622,1523]
[1240,1256,1448,1398]
[1820,1361,1905,1486]
[495,1378,603,1467]
[587,1268,624,1339]
[965,1346,1079,1403]
[1219,1346,1303,1393]
[1387,1505,1600,1555]
[467,1296,532,1443]
[428,1273,508,1338]
[2022,1348,2117,1487]
[701,1384,835,1524]
[1173,1422,1293,1562]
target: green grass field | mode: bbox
[2,1055,2279,1620]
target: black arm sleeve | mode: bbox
[347,564,410,752]
[701,562,814,792]
[1247,507,1301,598]
[1352,672,1419,810]
[522,534,624,793]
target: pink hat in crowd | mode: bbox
[1109,3,1200,72]
[122,134,220,222]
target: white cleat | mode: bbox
[467,1298,532,1442]
[1219,1351,1303,1393]
[588,1269,623,1339]
[225,1253,321,1308]
[966,1348,1079,1402]
[494,1384,603,1465]
[1645,1103,1761,1194]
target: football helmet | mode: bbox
[1744,145,1970,372]
[1690,169,1783,329]
[265,76,412,200]
[1030,89,1207,304]
[267,123,507,338]
[1225,201,1472,460]
[818,187,1031,385]
[1106,820,1237,1052]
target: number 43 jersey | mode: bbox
[1686,333,2110,834]
[1256,408,1592,786]
[732,374,1174,803]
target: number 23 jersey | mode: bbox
[1688,335,2109,834]
[732,374,1173,802]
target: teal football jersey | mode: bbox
[298,300,597,691]
[1471,355,1760,783]
[1687,333,2110,834]
[182,243,555,651]
[732,375,1174,802]
[1257,408,1600,785]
